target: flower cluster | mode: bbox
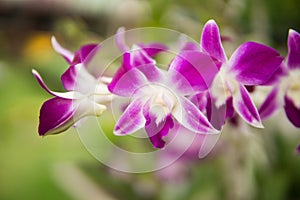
[33,20,300,153]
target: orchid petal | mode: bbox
[116,27,130,52]
[144,114,174,148]
[51,36,74,64]
[117,31,164,82]
[233,84,263,128]
[108,52,155,96]
[61,65,78,90]
[259,86,280,120]
[201,19,227,63]
[190,92,210,114]
[262,63,288,86]
[74,97,107,118]
[38,97,75,136]
[114,98,147,135]
[61,64,97,94]
[138,42,168,57]
[225,97,235,120]
[32,69,82,99]
[287,29,300,69]
[39,96,107,136]
[130,46,155,66]
[209,96,227,129]
[181,42,201,51]
[130,47,164,82]
[108,66,148,97]
[191,92,227,129]
[114,49,162,84]
[108,53,132,95]
[173,96,219,134]
[229,42,284,85]
[80,44,99,65]
[168,51,218,94]
[284,95,300,127]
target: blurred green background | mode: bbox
[1,0,300,199]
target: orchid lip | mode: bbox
[150,91,176,125]
[139,83,178,124]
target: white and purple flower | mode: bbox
[32,20,300,157]
[259,29,300,128]
[256,29,300,152]
[108,46,219,148]
[33,37,113,136]
[200,20,284,127]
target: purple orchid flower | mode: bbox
[281,29,300,127]
[33,37,113,136]
[108,46,219,148]
[200,20,284,128]
[259,29,300,128]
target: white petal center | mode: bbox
[284,69,300,107]
[211,65,239,107]
[140,84,177,125]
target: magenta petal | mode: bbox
[168,51,218,94]
[190,92,210,114]
[145,114,174,148]
[130,48,163,82]
[195,93,229,130]
[114,99,147,135]
[181,42,201,51]
[108,65,127,92]
[61,65,78,90]
[39,97,74,136]
[130,48,155,67]
[284,95,300,127]
[108,53,131,95]
[173,96,218,134]
[287,29,300,69]
[210,99,227,130]
[201,19,227,63]
[108,51,160,96]
[263,63,288,86]
[229,42,284,85]
[221,97,233,120]
[108,67,147,96]
[80,44,99,65]
[190,92,227,130]
[61,64,97,93]
[259,86,280,120]
[233,85,263,128]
